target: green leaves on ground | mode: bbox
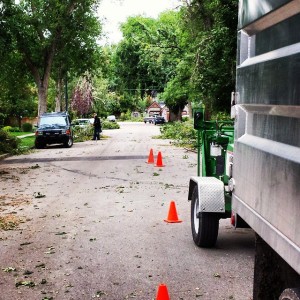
[157,120,197,149]
[15,281,35,287]
[2,267,16,272]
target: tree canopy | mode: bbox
[182,0,238,112]
[110,1,238,119]
[0,0,102,116]
[0,0,239,123]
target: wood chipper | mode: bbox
[188,106,239,248]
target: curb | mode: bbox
[0,153,10,161]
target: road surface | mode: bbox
[0,122,255,300]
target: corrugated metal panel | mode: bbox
[238,0,295,30]
[233,0,300,274]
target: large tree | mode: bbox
[112,12,184,116]
[0,42,37,122]
[0,0,102,116]
[52,3,103,112]
[182,0,238,113]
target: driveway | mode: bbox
[0,122,255,300]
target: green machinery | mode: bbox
[188,106,236,248]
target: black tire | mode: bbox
[64,137,73,148]
[35,140,45,149]
[191,186,219,248]
[280,289,300,300]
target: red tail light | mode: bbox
[231,211,236,226]
[66,129,71,135]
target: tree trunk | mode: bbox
[22,41,56,117]
[38,85,48,116]
[55,78,63,112]
[188,100,192,118]
[169,107,183,122]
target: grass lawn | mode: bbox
[19,136,35,151]
[8,132,35,151]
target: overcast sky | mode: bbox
[97,0,180,45]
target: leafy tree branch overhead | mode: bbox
[183,0,238,112]
[0,0,102,116]
[0,0,238,122]
[112,1,237,119]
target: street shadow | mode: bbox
[216,226,255,252]
[0,155,148,165]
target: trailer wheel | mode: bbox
[280,288,300,300]
[191,186,219,248]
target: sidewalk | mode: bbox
[17,133,35,139]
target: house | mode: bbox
[161,105,169,121]
[146,101,191,121]
[145,101,161,117]
[161,104,190,121]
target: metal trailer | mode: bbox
[188,107,236,248]
[232,0,300,298]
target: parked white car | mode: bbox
[72,119,92,128]
[107,115,116,122]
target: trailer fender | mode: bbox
[188,177,225,213]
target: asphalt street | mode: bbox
[0,122,255,300]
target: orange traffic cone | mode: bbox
[147,148,155,164]
[156,283,170,300]
[155,151,165,167]
[164,201,182,223]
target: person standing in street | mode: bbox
[92,113,101,140]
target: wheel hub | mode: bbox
[193,197,200,234]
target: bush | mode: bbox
[158,120,197,148]
[21,123,33,132]
[72,120,120,143]
[12,127,21,132]
[2,126,13,132]
[130,116,144,122]
[119,112,129,121]
[0,129,20,154]
[2,126,20,132]
[211,111,231,120]
[73,126,94,142]
[102,120,120,129]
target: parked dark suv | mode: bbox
[35,112,73,148]
[154,116,165,125]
